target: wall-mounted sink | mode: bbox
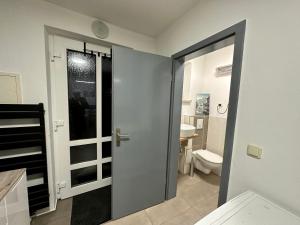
[180,124,196,138]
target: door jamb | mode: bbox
[166,20,246,206]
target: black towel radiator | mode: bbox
[0,103,49,215]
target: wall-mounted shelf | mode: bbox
[0,103,49,215]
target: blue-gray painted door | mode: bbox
[112,46,172,219]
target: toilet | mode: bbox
[192,149,223,176]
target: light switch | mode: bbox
[247,144,262,159]
[196,119,203,129]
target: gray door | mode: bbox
[112,46,172,219]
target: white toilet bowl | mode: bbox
[192,149,223,175]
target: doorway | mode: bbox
[47,35,113,224]
[49,35,112,199]
[166,21,246,210]
[178,41,234,216]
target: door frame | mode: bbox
[45,26,121,210]
[48,35,112,199]
[166,20,246,205]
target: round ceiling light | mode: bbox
[91,20,109,39]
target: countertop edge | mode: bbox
[0,169,26,201]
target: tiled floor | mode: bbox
[31,172,220,225]
[105,172,220,225]
[31,198,72,225]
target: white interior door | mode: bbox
[49,35,111,199]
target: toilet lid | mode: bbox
[194,150,223,164]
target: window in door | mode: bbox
[67,50,97,140]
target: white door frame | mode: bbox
[48,35,112,199]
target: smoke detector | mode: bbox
[91,20,109,39]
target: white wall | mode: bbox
[0,0,156,211]
[157,0,300,215]
[182,45,233,118]
[181,58,204,116]
[0,0,156,104]
[182,45,233,157]
[200,45,233,118]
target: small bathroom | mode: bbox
[177,44,234,214]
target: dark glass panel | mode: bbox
[102,56,112,137]
[67,50,96,140]
[70,144,97,164]
[71,165,97,187]
[102,141,111,158]
[102,162,111,179]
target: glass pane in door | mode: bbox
[71,165,97,187]
[67,50,97,140]
[102,56,112,137]
[102,162,111,179]
[102,141,111,158]
[70,144,97,164]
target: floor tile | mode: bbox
[31,215,71,225]
[104,210,152,225]
[177,173,201,195]
[197,172,220,186]
[160,207,204,225]
[31,198,72,225]
[45,217,71,225]
[31,173,219,225]
[145,197,191,225]
[179,173,219,207]
[193,194,218,217]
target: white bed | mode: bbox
[195,191,300,225]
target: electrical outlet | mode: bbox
[247,144,262,159]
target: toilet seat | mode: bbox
[194,149,223,164]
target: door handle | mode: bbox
[116,128,130,146]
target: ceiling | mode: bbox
[43,0,201,37]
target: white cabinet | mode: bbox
[0,172,30,225]
[195,191,300,225]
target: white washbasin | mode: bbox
[180,124,196,138]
